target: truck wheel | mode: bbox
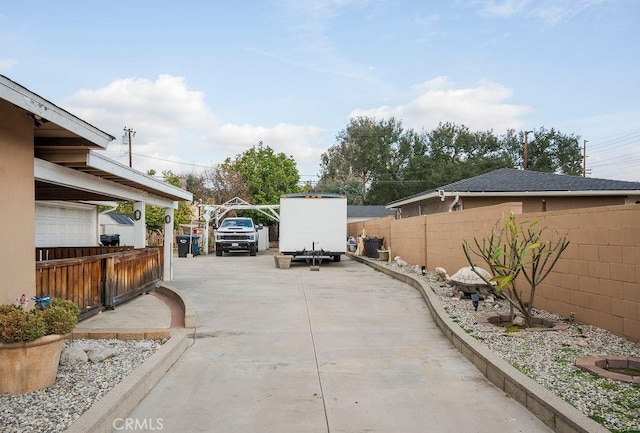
[332,254,341,262]
[216,249,222,256]
[250,246,257,256]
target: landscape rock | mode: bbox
[59,347,88,366]
[88,347,120,363]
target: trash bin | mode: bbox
[191,235,201,256]
[177,235,191,257]
[364,237,383,258]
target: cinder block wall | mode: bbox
[390,216,426,266]
[425,202,523,273]
[348,203,640,342]
[520,205,640,341]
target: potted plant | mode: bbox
[377,245,390,262]
[0,295,79,394]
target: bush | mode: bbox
[0,309,46,344]
[38,306,78,336]
[51,298,81,317]
[0,297,79,343]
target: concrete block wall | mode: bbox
[389,216,427,266]
[519,205,640,342]
[425,202,523,273]
[347,202,640,342]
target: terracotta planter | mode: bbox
[275,255,292,269]
[0,334,66,394]
[377,250,389,262]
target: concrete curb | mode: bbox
[348,254,609,433]
[157,284,196,329]
[63,329,189,433]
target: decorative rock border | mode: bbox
[575,356,640,384]
[476,313,570,331]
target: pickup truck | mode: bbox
[214,217,262,256]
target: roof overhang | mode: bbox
[35,158,189,208]
[0,75,113,149]
[386,189,640,209]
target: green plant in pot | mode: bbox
[0,296,79,394]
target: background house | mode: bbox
[387,168,640,217]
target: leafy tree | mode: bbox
[185,172,214,203]
[320,118,585,205]
[204,164,250,205]
[320,117,412,204]
[503,128,583,175]
[463,212,570,327]
[224,141,300,205]
[219,142,300,225]
[314,176,366,204]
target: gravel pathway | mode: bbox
[379,259,640,433]
[0,338,165,433]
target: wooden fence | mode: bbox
[35,247,163,319]
[36,246,134,261]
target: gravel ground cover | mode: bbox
[0,338,165,433]
[379,259,640,433]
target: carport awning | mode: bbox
[35,156,192,208]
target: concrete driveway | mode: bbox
[121,252,551,433]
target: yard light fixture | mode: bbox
[133,210,142,221]
[471,293,479,311]
[421,266,426,276]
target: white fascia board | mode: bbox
[386,192,438,209]
[35,158,178,208]
[385,189,640,208]
[0,75,113,148]
[87,151,193,201]
[448,190,640,197]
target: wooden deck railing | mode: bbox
[35,247,163,318]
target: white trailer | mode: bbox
[279,193,347,262]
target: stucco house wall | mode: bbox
[399,195,627,216]
[0,100,35,305]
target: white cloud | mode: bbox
[350,76,530,132]
[478,0,531,18]
[0,58,17,70]
[62,75,327,178]
[470,0,607,24]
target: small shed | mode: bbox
[99,212,134,246]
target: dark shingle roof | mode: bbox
[387,168,640,206]
[107,213,134,225]
[441,168,640,193]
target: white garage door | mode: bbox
[35,201,97,247]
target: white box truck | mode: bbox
[279,193,347,262]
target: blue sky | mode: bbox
[1,0,639,183]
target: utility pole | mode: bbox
[123,127,136,168]
[583,139,588,177]
[523,130,533,170]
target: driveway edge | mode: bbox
[63,329,189,433]
[349,254,608,433]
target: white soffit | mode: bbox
[35,158,179,208]
[0,74,113,148]
[86,151,192,201]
